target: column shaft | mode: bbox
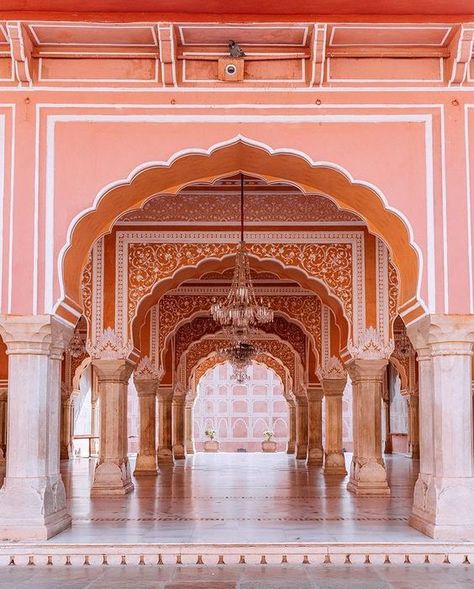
[306,387,323,465]
[60,396,74,460]
[408,394,420,459]
[91,359,134,496]
[286,401,296,454]
[347,358,390,496]
[173,397,186,459]
[184,399,195,454]
[134,378,158,475]
[321,378,347,475]
[295,398,308,459]
[157,387,174,464]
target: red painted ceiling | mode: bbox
[1,0,473,19]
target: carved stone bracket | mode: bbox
[134,355,163,381]
[86,328,134,360]
[317,355,346,380]
[347,327,394,360]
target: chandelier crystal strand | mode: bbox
[211,173,274,340]
[220,341,259,384]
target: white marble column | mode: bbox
[408,314,474,540]
[321,376,347,475]
[184,396,195,455]
[90,358,134,496]
[346,358,390,496]
[157,386,174,464]
[0,315,72,540]
[134,378,159,475]
[173,395,186,459]
[295,397,308,459]
[286,398,296,454]
[306,386,323,465]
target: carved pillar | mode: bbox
[322,380,347,475]
[157,386,174,464]
[134,382,159,475]
[383,369,392,454]
[60,391,74,460]
[408,315,474,540]
[173,395,186,459]
[184,396,195,455]
[91,398,99,456]
[286,398,296,454]
[306,385,323,465]
[295,396,308,459]
[0,385,7,476]
[133,357,160,476]
[408,394,420,459]
[347,358,390,496]
[90,359,134,495]
[0,315,72,539]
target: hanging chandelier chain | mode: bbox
[211,173,274,338]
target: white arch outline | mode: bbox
[54,134,427,316]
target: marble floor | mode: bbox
[54,452,427,544]
[2,563,474,589]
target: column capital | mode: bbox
[321,377,346,397]
[0,314,73,356]
[92,358,134,382]
[345,357,388,381]
[156,385,173,401]
[306,385,323,402]
[407,314,474,351]
[134,378,158,397]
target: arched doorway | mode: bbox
[193,360,289,453]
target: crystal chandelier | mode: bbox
[221,341,258,384]
[211,173,274,342]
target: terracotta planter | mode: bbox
[261,440,277,453]
[204,440,219,452]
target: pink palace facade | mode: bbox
[0,0,473,560]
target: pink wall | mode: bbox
[194,362,289,452]
[1,93,472,318]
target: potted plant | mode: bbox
[204,429,219,452]
[261,430,277,453]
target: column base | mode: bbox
[157,448,174,465]
[185,443,195,455]
[286,442,295,454]
[295,444,307,460]
[410,474,474,540]
[91,460,134,496]
[0,476,71,540]
[173,444,185,460]
[60,443,73,461]
[347,458,390,496]
[410,443,420,460]
[133,453,158,476]
[306,448,323,466]
[323,451,347,475]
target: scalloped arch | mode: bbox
[58,137,425,326]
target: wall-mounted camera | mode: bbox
[218,57,244,81]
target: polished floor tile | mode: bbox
[55,452,426,544]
